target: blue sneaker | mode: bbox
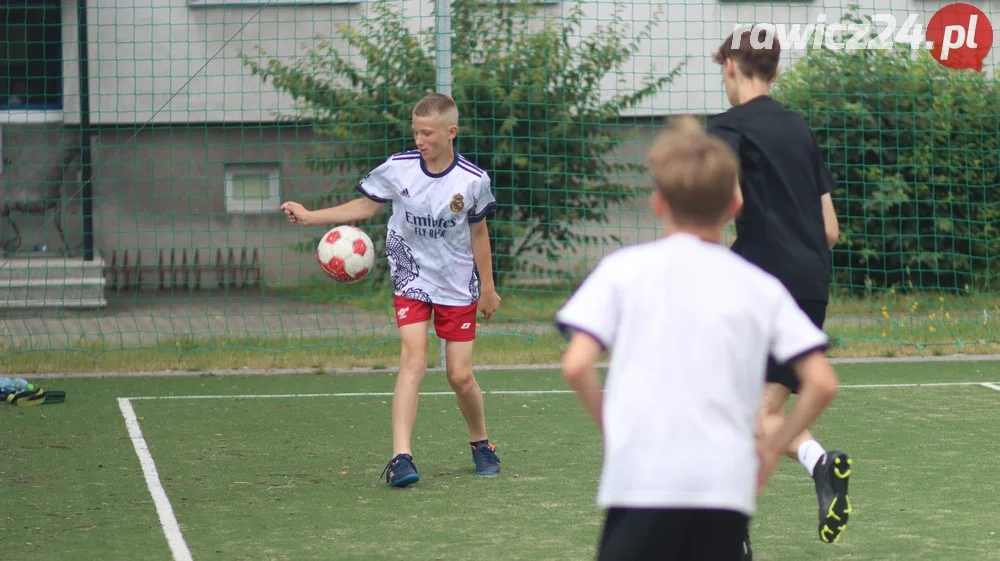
[471,441,500,476]
[381,454,420,487]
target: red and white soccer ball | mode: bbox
[316,225,376,283]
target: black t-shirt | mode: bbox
[706,95,833,303]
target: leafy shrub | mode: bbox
[772,7,1000,294]
[244,0,682,286]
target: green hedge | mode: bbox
[772,10,1000,295]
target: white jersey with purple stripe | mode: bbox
[356,150,498,306]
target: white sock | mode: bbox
[797,440,826,476]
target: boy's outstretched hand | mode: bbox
[478,288,501,320]
[280,201,312,226]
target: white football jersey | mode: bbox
[357,150,497,306]
[556,233,829,516]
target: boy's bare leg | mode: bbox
[446,338,499,475]
[392,322,429,456]
[755,380,851,544]
[445,339,487,442]
[756,384,819,464]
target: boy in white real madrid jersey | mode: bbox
[556,117,839,561]
[280,93,502,487]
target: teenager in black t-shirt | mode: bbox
[706,30,853,558]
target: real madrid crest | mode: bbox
[449,193,465,213]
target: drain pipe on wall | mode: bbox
[76,0,95,262]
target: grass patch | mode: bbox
[2,323,1000,374]
[265,280,575,324]
[269,280,1000,324]
[4,363,1000,560]
[0,332,570,374]
[2,284,998,373]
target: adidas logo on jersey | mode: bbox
[401,189,410,197]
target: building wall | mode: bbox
[4,0,998,288]
[2,120,667,287]
[43,0,999,127]
[0,125,79,251]
[90,124,346,287]
[3,124,331,284]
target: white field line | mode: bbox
[118,380,1000,559]
[121,381,1000,401]
[117,398,193,561]
[126,389,574,401]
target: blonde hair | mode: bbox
[647,116,739,227]
[412,92,459,124]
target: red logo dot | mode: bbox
[926,3,994,71]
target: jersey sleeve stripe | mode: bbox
[777,342,829,366]
[355,183,391,203]
[392,154,422,161]
[457,155,485,173]
[468,201,497,223]
[456,161,484,177]
[555,321,609,351]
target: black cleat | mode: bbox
[813,450,853,543]
[740,529,753,561]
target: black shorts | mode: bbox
[597,507,749,561]
[766,298,828,394]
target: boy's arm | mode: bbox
[556,255,620,431]
[468,173,500,317]
[470,220,500,319]
[813,137,840,249]
[757,350,837,494]
[759,351,837,453]
[821,192,839,249]
[763,351,837,455]
[280,197,383,227]
[561,332,604,427]
[757,289,838,493]
[282,160,396,227]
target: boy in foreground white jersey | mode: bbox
[556,117,839,560]
[281,93,502,487]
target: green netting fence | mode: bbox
[1,0,998,370]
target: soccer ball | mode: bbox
[316,225,376,283]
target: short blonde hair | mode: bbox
[412,92,459,123]
[647,116,739,227]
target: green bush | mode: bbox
[243,0,682,287]
[772,8,1000,295]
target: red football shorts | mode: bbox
[393,295,478,342]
